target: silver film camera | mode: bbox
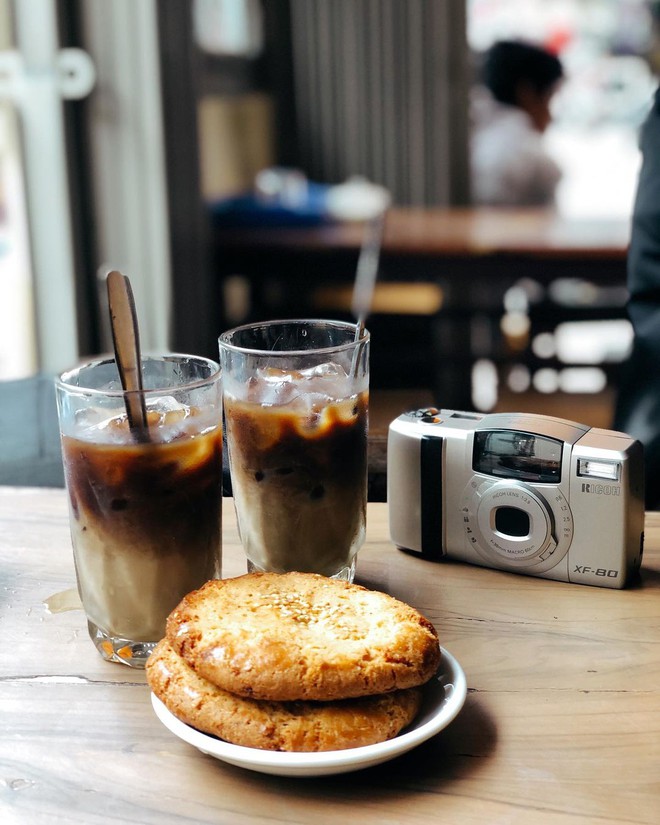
[388,409,645,588]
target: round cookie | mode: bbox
[166,571,440,701]
[147,639,423,752]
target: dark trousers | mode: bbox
[614,87,660,508]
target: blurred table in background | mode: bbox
[213,207,630,415]
[214,206,630,259]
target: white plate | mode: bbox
[150,646,467,777]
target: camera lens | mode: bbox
[494,506,530,538]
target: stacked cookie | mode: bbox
[147,571,441,752]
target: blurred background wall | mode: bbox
[1,0,658,429]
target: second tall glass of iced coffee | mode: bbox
[219,320,369,582]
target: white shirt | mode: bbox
[470,88,562,207]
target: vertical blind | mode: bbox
[288,0,469,206]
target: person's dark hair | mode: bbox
[481,40,563,105]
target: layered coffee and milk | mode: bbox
[224,363,368,577]
[61,402,223,644]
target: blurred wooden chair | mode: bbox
[312,282,443,500]
[0,375,65,487]
[312,282,443,317]
[312,281,445,393]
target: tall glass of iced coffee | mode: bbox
[55,354,223,667]
[219,319,369,582]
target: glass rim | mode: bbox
[218,318,368,357]
[55,353,221,397]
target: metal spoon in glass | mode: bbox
[106,270,150,442]
[351,208,387,374]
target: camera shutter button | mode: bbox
[409,407,443,424]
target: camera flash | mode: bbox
[577,459,620,481]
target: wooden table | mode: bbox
[1,487,658,825]
[213,207,631,410]
[214,206,630,260]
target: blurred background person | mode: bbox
[471,39,565,207]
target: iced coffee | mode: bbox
[56,355,222,667]
[220,320,369,581]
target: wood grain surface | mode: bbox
[1,487,658,825]
[214,206,631,259]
